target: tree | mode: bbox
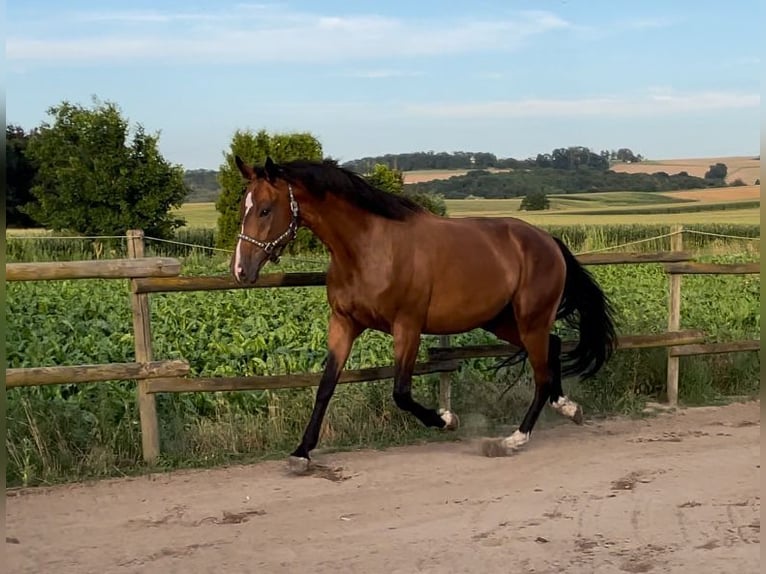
[215,129,323,248]
[704,162,728,180]
[519,189,550,211]
[6,125,41,228]
[364,163,446,216]
[24,97,188,238]
[365,163,404,194]
[615,148,640,163]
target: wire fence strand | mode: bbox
[7,227,760,261]
[143,236,232,254]
[682,229,760,241]
[574,231,681,255]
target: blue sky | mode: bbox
[7,0,761,169]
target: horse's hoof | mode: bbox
[481,438,510,458]
[439,409,460,431]
[287,456,311,475]
[572,405,584,425]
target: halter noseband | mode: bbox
[237,184,300,263]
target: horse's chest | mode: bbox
[326,274,399,332]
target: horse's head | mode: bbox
[231,156,300,284]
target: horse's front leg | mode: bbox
[391,320,459,431]
[289,312,360,473]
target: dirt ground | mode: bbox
[6,400,760,574]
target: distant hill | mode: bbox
[180,150,757,203]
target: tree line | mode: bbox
[408,165,729,200]
[341,147,643,172]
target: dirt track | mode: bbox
[6,400,760,574]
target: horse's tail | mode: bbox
[553,237,618,379]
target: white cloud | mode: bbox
[404,90,760,119]
[7,6,571,65]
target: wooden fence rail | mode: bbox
[6,360,190,388]
[4,229,760,463]
[6,257,181,281]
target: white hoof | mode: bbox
[287,456,311,475]
[503,429,530,450]
[438,409,460,431]
[481,430,529,457]
[551,396,584,425]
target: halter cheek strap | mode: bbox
[237,184,300,263]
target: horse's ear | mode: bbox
[264,156,280,181]
[235,155,256,180]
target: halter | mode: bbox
[237,184,300,263]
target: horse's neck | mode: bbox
[299,196,386,264]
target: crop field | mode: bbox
[402,167,513,183]
[608,155,760,184]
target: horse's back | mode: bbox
[414,214,564,333]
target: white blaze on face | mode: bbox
[234,190,255,276]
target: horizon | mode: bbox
[7,1,760,170]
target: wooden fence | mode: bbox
[5,228,760,463]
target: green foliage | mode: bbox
[365,163,405,193]
[704,162,728,180]
[411,165,727,199]
[341,146,643,172]
[23,97,188,238]
[363,163,447,216]
[6,125,42,228]
[535,147,609,170]
[403,189,447,216]
[215,129,323,249]
[344,151,502,172]
[613,148,643,163]
[519,189,550,211]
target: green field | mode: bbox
[173,190,761,228]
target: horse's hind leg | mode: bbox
[547,334,583,424]
[482,307,557,456]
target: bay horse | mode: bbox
[232,156,617,472]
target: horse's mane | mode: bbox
[276,159,426,221]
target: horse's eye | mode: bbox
[259,208,271,217]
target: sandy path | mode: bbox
[6,400,760,574]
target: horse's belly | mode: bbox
[423,272,513,334]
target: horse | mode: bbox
[231,155,617,472]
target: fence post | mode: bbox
[438,335,452,411]
[666,225,683,406]
[127,229,160,463]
